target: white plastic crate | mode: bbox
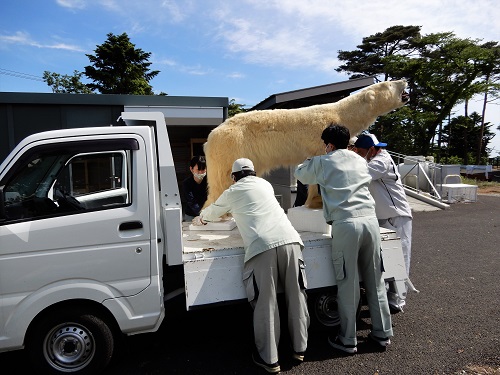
[438,183,478,203]
[287,206,331,234]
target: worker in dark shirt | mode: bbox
[182,156,208,222]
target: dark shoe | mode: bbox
[292,351,305,362]
[252,352,281,373]
[327,335,357,354]
[368,332,391,347]
[389,301,404,314]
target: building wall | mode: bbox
[0,103,122,162]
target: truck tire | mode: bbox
[26,309,114,374]
[308,289,341,330]
[308,288,362,331]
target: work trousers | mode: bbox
[379,216,413,275]
[242,243,310,364]
[331,216,393,346]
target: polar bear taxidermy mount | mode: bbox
[203,79,409,209]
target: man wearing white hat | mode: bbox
[354,134,413,286]
[193,158,309,373]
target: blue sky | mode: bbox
[1,0,499,157]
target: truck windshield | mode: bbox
[4,153,68,203]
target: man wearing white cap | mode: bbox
[354,134,413,284]
[193,158,309,373]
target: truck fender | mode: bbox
[2,279,123,349]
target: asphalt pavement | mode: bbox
[2,195,499,374]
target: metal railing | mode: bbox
[388,151,447,202]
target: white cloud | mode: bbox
[227,72,245,79]
[160,0,190,23]
[0,31,85,52]
[56,0,86,9]
[202,0,499,74]
[155,57,177,66]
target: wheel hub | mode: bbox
[314,293,340,327]
[44,324,95,371]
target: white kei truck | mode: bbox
[0,112,411,374]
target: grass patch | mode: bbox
[461,177,500,188]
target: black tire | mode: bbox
[27,309,114,375]
[308,288,362,331]
[308,288,341,331]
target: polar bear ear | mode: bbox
[364,89,376,103]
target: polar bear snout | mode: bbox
[401,90,410,103]
[392,79,409,104]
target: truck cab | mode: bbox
[0,123,169,374]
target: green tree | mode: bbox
[43,70,94,94]
[337,26,499,162]
[336,25,421,81]
[84,32,160,94]
[228,99,247,117]
[410,34,497,159]
[442,112,495,164]
[474,42,500,163]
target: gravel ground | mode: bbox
[2,195,499,375]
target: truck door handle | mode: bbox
[119,221,143,230]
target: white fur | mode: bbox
[203,80,408,207]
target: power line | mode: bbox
[0,68,44,82]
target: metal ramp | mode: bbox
[388,151,450,209]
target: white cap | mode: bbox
[348,136,358,146]
[231,158,255,173]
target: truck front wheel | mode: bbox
[27,309,114,374]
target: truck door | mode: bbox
[0,135,154,322]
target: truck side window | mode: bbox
[54,151,130,211]
[1,142,134,224]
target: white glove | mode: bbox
[192,216,205,226]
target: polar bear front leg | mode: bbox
[304,184,323,209]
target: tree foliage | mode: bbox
[228,99,247,117]
[43,70,93,94]
[336,25,500,163]
[84,32,160,94]
[441,112,495,164]
[336,25,421,81]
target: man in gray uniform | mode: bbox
[193,158,309,373]
[295,124,392,354]
[354,133,413,276]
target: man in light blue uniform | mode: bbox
[295,124,392,354]
[194,158,309,373]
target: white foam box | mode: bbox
[188,218,237,231]
[287,206,331,234]
[437,183,478,203]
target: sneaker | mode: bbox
[292,351,305,362]
[252,352,281,373]
[327,335,357,354]
[368,332,391,347]
[389,303,404,314]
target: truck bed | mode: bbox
[181,223,408,309]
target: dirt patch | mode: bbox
[456,364,500,374]
[478,185,500,195]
